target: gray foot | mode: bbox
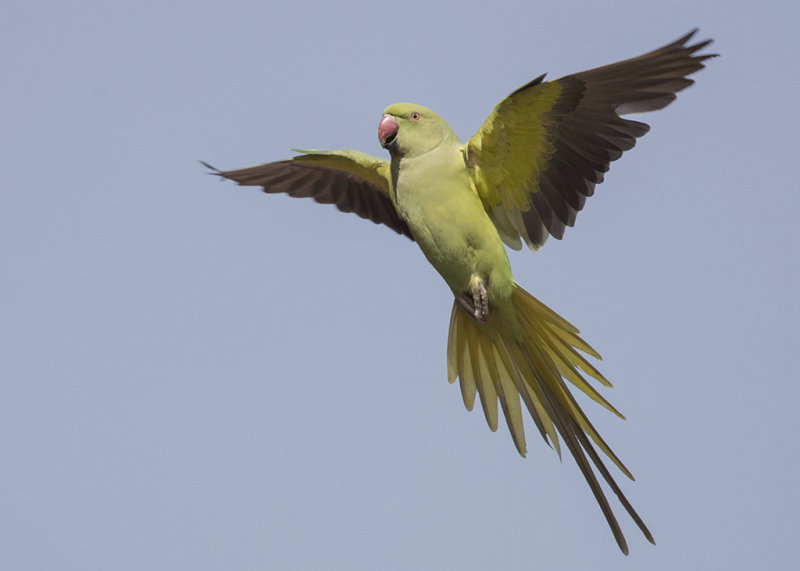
[456,276,489,322]
[472,283,488,321]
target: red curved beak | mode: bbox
[378,114,399,148]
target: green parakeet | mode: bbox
[205,30,714,554]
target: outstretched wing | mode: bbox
[464,29,716,251]
[205,149,413,239]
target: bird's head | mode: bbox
[378,103,455,158]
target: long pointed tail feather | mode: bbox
[446,283,653,553]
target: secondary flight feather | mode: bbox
[205,30,715,554]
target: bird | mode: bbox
[203,30,715,554]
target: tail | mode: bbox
[446,283,654,554]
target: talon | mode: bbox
[457,275,490,322]
[470,280,489,322]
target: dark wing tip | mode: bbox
[675,27,701,46]
[679,28,718,60]
[199,160,222,175]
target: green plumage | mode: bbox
[207,30,716,554]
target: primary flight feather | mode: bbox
[206,30,715,554]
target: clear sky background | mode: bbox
[2,1,798,569]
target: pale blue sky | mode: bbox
[2,1,799,569]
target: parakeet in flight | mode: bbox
[204,30,715,554]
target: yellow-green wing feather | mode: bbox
[465,75,563,215]
[290,149,392,195]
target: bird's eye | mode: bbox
[409,112,421,122]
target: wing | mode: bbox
[464,29,716,251]
[204,149,414,239]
